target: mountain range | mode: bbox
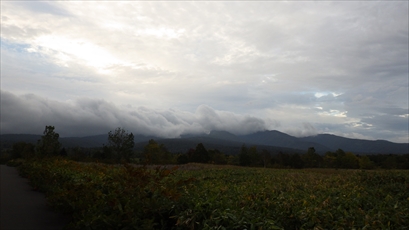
[1,130,408,155]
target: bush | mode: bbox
[17,159,409,229]
[6,158,25,167]
[18,158,193,229]
[0,153,13,165]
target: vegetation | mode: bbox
[1,125,408,171]
[11,141,35,159]
[36,125,62,157]
[2,126,409,169]
[143,139,174,164]
[17,157,409,229]
[105,127,135,162]
[176,144,409,170]
[2,125,409,229]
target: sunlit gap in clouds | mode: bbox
[318,110,348,118]
[28,35,135,74]
[136,28,186,39]
[314,92,343,98]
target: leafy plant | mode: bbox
[18,159,409,229]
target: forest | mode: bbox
[2,126,409,169]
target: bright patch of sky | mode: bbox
[314,92,342,98]
[1,1,408,143]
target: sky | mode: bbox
[1,1,408,143]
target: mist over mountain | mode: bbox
[2,130,408,155]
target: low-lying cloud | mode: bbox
[0,90,268,137]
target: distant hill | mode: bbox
[149,134,304,155]
[300,134,409,154]
[239,130,331,153]
[1,130,408,155]
[59,135,108,148]
[0,134,41,149]
[0,134,153,149]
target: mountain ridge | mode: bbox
[1,130,408,154]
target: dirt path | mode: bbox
[0,165,71,230]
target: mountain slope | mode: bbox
[0,134,41,149]
[240,130,331,153]
[300,134,409,154]
[138,136,305,155]
[1,131,408,155]
[207,130,244,143]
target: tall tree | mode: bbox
[302,147,323,168]
[359,155,375,169]
[143,139,169,164]
[260,149,271,168]
[177,153,189,164]
[275,152,291,168]
[338,152,359,169]
[36,126,61,156]
[323,151,337,168]
[239,144,251,166]
[107,127,134,162]
[191,143,210,163]
[12,142,35,159]
[290,153,304,169]
[248,146,261,166]
[208,149,227,165]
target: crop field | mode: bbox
[18,158,409,229]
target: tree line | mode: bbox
[2,126,409,169]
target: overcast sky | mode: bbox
[1,1,408,143]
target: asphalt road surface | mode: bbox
[0,165,71,230]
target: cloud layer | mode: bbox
[1,1,408,142]
[1,90,268,137]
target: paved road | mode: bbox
[0,165,71,230]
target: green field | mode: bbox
[17,158,409,229]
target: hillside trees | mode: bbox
[36,126,61,156]
[289,153,304,169]
[239,144,251,166]
[238,145,270,167]
[176,145,228,165]
[248,146,261,166]
[208,149,228,164]
[12,142,35,159]
[143,139,174,164]
[322,149,371,169]
[358,155,376,169]
[260,149,271,168]
[273,152,291,168]
[302,147,323,168]
[191,143,210,163]
[12,125,405,169]
[368,154,409,169]
[323,151,337,168]
[106,127,134,162]
[340,152,360,169]
[176,153,190,164]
